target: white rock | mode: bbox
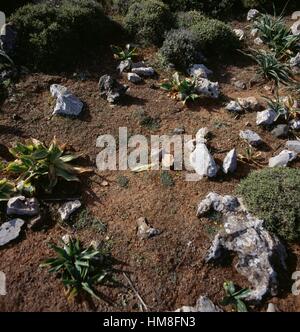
[256,109,276,126]
[175,296,223,312]
[7,196,39,216]
[225,101,242,113]
[267,303,280,312]
[190,144,218,178]
[285,140,300,154]
[0,271,6,295]
[290,52,300,73]
[247,9,260,21]
[291,21,300,35]
[268,150,297,167]
[131,67,155,77]
[58,200,81,221]
[290,119,300,130]
[187,64,213,78]
[50,84,83,117]
[62,234,72,245]
[254,37,264,45]
[127,72,142,83]
[136,217,160,240]
[233,29,245,40]
[238,97,260,111]
[195,77,219,99]
[240,130,262,146]
[223,149,237,174]
[291,11,300,20]
[117,59,132,73]
[0,219,24,246]
[196,127,209,144]
[250,28,259,37]
[186,139,196,152]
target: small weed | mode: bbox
[160,171,174,187]
[72,209,107,233]
[117,175,129,188]
[221,281,250,312]
[134,109,160,131]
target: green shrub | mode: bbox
[162,0,237,18]
[160,29,197,69]
[190,18,239,55]
[111,0,135,14]
[124,0,173,45]
[175,11,206,29]
[241,0,298,11]
[1,0,34,15]
[10,0,121,71]
[236,167,300,242]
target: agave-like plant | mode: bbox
[6,138,91,194]
[161,72,199,105]
[264,94,300,121]
[253,14,300,57]
[0,178,15,201]
[247,49,293,86]
[111,44,138,61]
[40,238,111,300]
[221,281,250,312]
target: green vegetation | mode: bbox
[6,138,90,194]
[175,11,206,29]
[117,175,129,188]
[10,0,121,71]
[71,209,107,232]
[160,171,174,187]
[0,178,15,201]
[264,94,300,121]
[236,168,300,242]
[111,44,137,61]
[221,281,250,312]
[41,238,112,300]
[160,29,197,69]
[161,72,199,105]
[124,0,173,45]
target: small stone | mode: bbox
[240,130,262,146]
[238,97,260,111]
[190,144,218,178]
[131,67,155,77]
[222,148,237,174]
[195,78,219,99]
[291,21,300,35]
[271,124,289,138]
[50,84,83,117]
[233,80,246,90]
[290,119,300,130]
[254,37,264,45]
[98,75,128,104]
[0,219,24,246]
[268,150,297,167]
[127,72,142,83]
[0,271,6,295]
[256,109,276,126]
[187,64,212,78]
[136,217,161,240]
[290,52,300,73]
[233,29,244,40]
[173,127,185,135]
[101,180,109,187]
[58,200,81,221]
[267,303,280,312]
[285,140,300,154]
[62,234,72,245]
[132,61,146,69]
[247,9,260,21]
[117,59,132,73]
[250,28,258,37]
[225,101,243,113]
[175,296,223,312]
[7,196,39,216]
[292,11,300,20]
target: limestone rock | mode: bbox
[233,29,245,40]
[247,9,260,21]
[290,119,300,130]
[175,296,223,312]
[238,97,260,111]
[0,219,24,246]
[7,196,39,216]
[239,130,262,146]
[285,140,300,153]
[136,217,160,240]
[268,150,297,167]
[254,37,264,45]
[190,144,218,178]
[99,75,128,103]
[187,64,212,78]
[271,124,289,138]
[291,21,300,35]
[256,109,276,126]
[117,59,132,73]
[131,67,155,77]
[195,78,219,99]
[222,148,237,174]
[58,200,81,221]
[127,73,142,83]
[50,84,83,117]
[225,101,243,113]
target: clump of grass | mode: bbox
[117,175,129,188]
[160,171,174,187]
[72,209,107,232]
[40,238,112,300]
[134,109,160,130]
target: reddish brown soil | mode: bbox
[1,21,300,312]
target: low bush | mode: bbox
[124,0,173,45]
[236,167,300,242]
[160,29,198,69]
[190,18,239,55]
[10,0,122,71]
[175,11,206,29]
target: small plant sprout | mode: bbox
[0,178,15,201]
[40,238,112,301]
[161,72,199,105]
[221,281,250,312]
[238,146,265,168]
[111,44,138,61]
[6,138,92,194]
